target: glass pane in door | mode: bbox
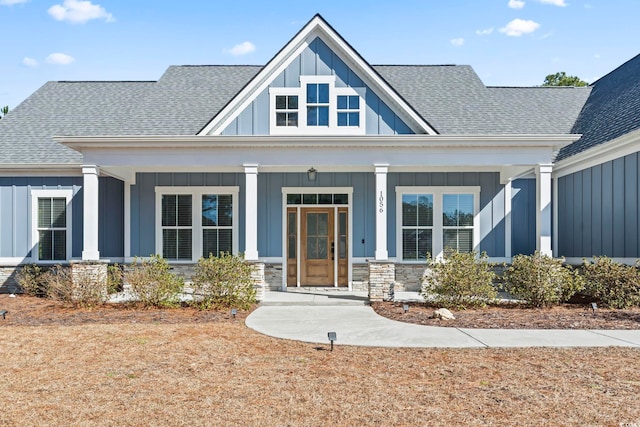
[306,212,329,260]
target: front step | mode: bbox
[260,290,369,306]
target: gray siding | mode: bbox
[511,179,536,256]
[0,176,123,261]
[222,37,413,136]
[558,152,640,258]
[130,172,245,257]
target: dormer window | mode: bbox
[269,75,365,135]
[275,95,298,127]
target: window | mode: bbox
[269,75,365,135]
[401,194,433,260]
[443,194,474,253]
[161,194,193,260]
[397,187,479,261]
[202,194,233,257]
[31,189,73,262]
[306,83,329,126]
[275,95,298,127]
[337,95,360,127]
[156,187,238,262]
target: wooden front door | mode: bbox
[301,208,334,285]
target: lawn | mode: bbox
[2,296,640,426]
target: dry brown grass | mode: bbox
[2,296,640,426]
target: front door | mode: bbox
[301,208,334,285]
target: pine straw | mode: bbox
[2,296,640,426]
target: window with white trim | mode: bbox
[397,187,480,260]
[269,75,365,135]
[31,189,73,261]
[156,187,238,262]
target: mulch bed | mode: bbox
[372,301,640,329]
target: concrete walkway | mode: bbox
[245,290,640,348]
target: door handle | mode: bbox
[331,242,334,260]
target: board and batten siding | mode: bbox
[221,37,413,136]
[511,179,536,256]
[0,176,123,261]
[129,172,246,258]
[557,152,640,258]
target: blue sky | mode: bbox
[1,0,639,109]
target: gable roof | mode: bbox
[556,53,640,161]
[198,14,439,136]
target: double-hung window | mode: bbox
[337,95,360,127]
[275,95,298,127]
[306,83,329,126]
[31,189,73,261]
[156,187,238,262]
[397,187,479,260]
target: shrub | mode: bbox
[421,251,498,309]
[124,255,184,308]
[503,252,584,307]
[107,264,124,294]
[191,253,256,310]
[16,264,46,297]
[40,265,108,307]
[581,257,640,308]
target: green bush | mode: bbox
[125,255,184,308]
[503,252,584,307]
[30,265,108,307]
[421,251,498,309]
[581,257,640,308]
[191,253,256,310]
[16,264,46,297]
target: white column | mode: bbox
[244,164,259,261]
[374,164,388,260]
[504,179,512,259]
[82,165,100,260]
[536,164,553,257]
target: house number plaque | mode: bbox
[379,191,384,213]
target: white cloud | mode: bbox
[48,0,114,23]
[225,41,256,56]
[45,53,75,65]
[22,57,38,67]
[508,0,526,9]
[0,0,29,5]
[450,38,464,47]
[499,19,540,36]
[476,27,494,36]
[538,0,567,6]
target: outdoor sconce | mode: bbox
[307,167,317,182]
[403,304,409,314]
[327,331,337,351]
[231,308,238,319]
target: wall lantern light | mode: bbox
[307,167,317,182]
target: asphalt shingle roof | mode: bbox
[557,53,640,161]
[0,63,593,165]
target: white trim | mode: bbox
[197,15,436,136]
[30,188,74,262]
[552,176,558,258]
[535,165,553,256]
[553,127,640,178]
[395,186,481,261]
[244,165,259,261]
[374,165,388,260]
[269,76,365,136]
[154,186,240,263]
[282,186,353,288]
[82,165,100,260]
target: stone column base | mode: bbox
[70,260,108,302]
[368,261,395,302]
[248,261,266,301]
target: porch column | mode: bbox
[374,164,389,260]
[535,164,552,256]
[244,164,259,261]
[82,165,100,261]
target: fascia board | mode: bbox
[553,128,640,178]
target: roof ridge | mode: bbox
[56,80,157,83]
[487,85,590,89]
[372,64,460,67]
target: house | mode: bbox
[0,15,636,299]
